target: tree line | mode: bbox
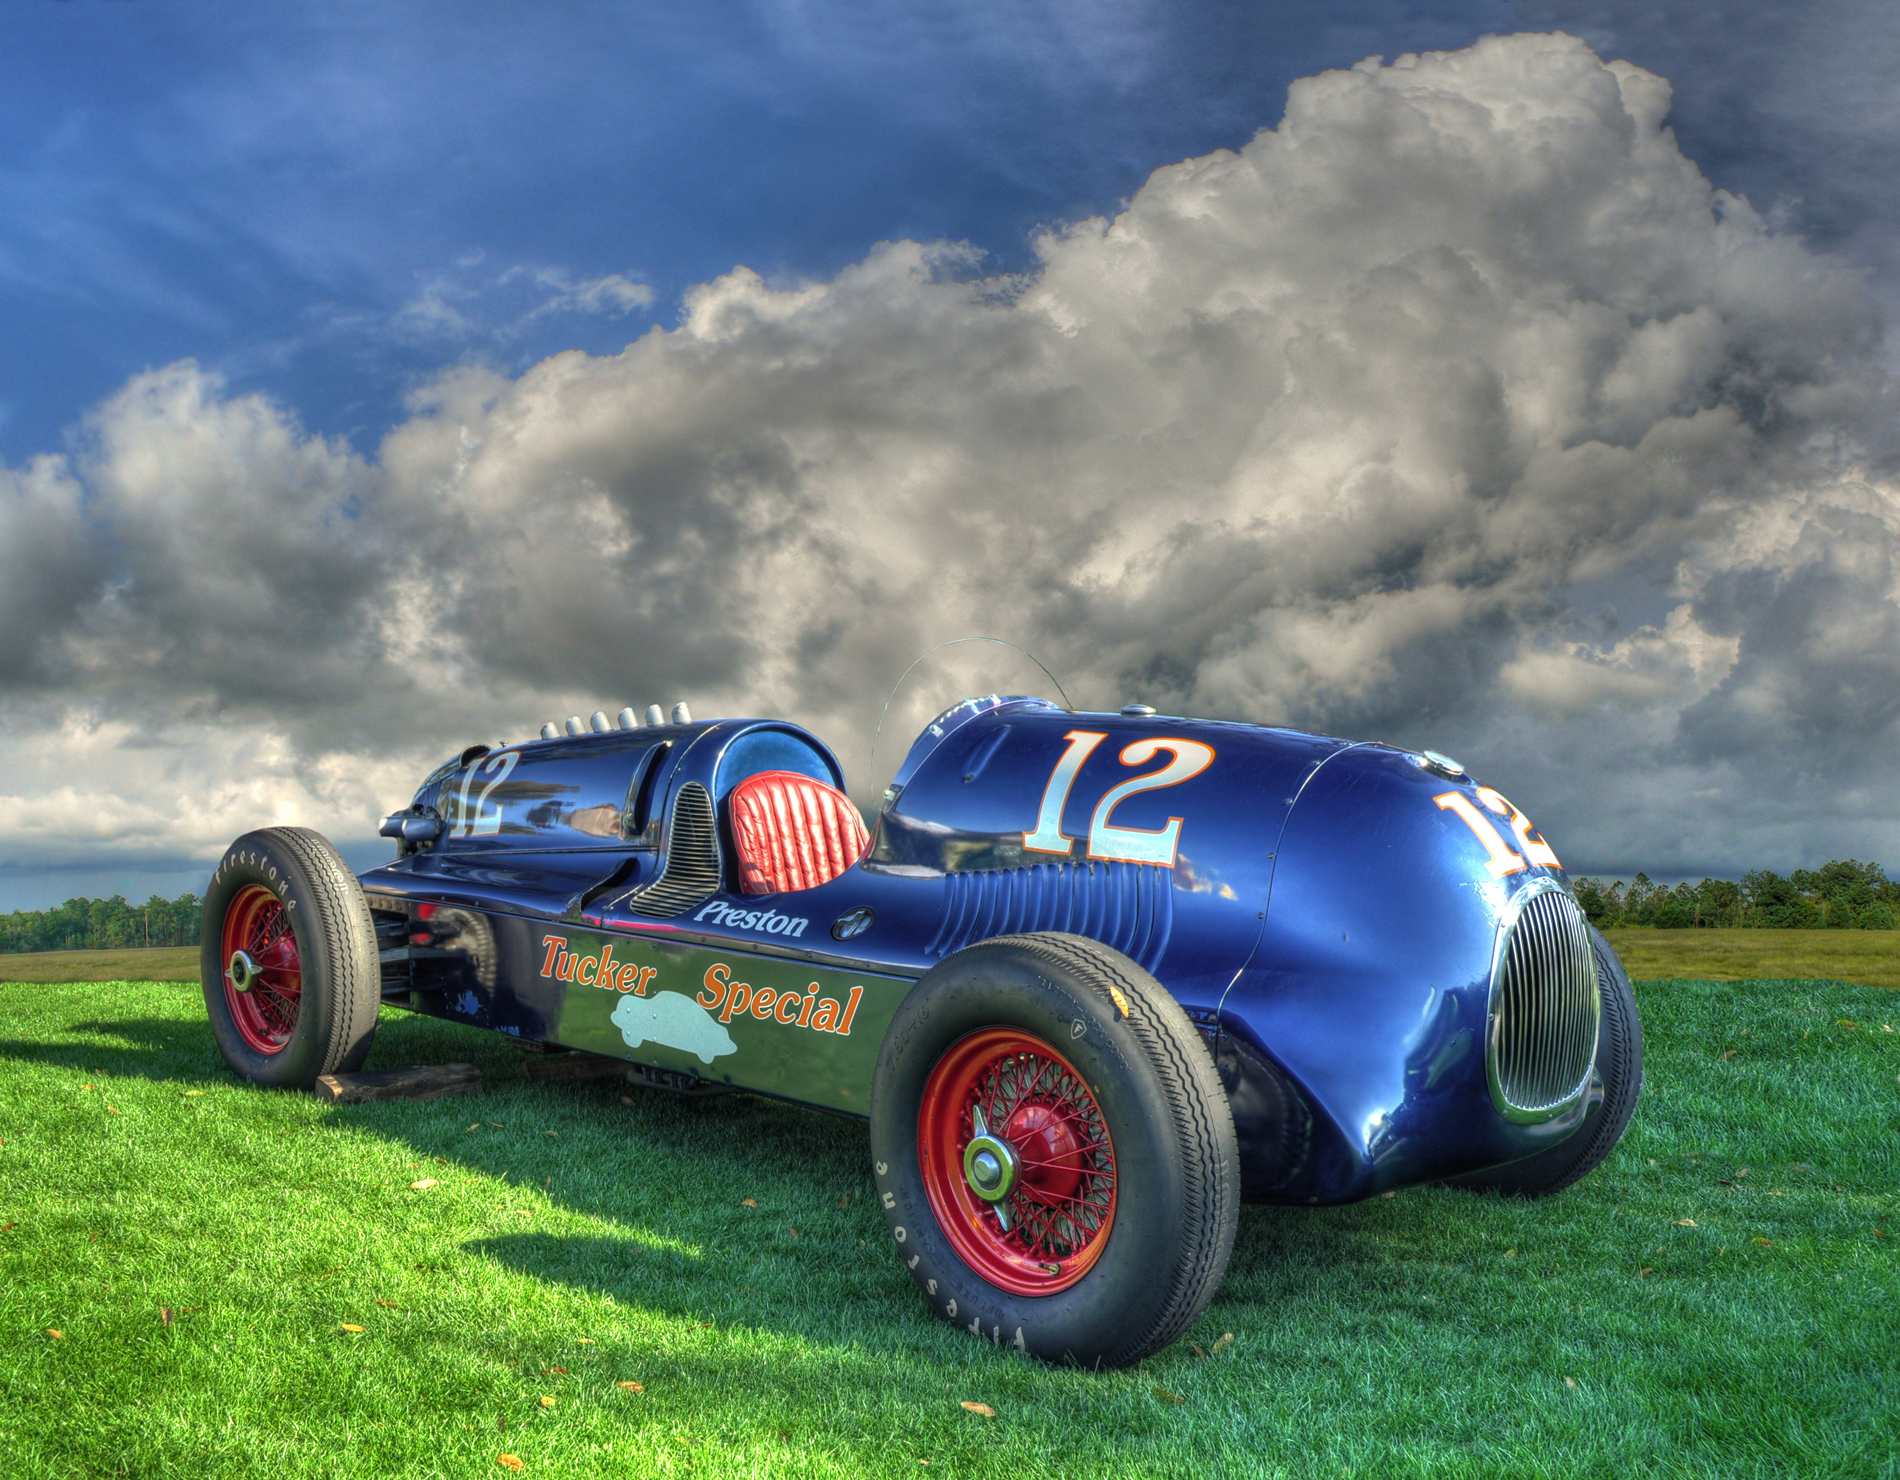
[2,860,1896,952]
[0,893,204,954]
[1573,860,1898,930]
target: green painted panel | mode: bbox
[533,925,915,1114]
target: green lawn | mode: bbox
[0,947,199,984]
[1,973,1894,1479]
[1603,929,1900,990]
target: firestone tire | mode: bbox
[870,932,1239,1368]
[201,827,381,1091]
[1448,925,1643,1198]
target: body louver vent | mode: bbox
[925,861,1174,972]
[1489,888,1601,1121]
[619,782,721,919]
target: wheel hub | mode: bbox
[962,1105,1019,1204]
[226,949,259,992]
[917,1029,1117,1296]
[218,884,303,1055]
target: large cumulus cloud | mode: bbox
[3,32,1895,889]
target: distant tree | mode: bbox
[0,893,202,953]
[1571,877,1620,928]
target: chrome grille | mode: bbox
[1489,888,1600,1120]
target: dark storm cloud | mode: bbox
[2,34,1895,882]
[1510,0,1900,326]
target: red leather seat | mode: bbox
[729,771,870,895]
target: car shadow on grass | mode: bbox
[0,1013,233,1085]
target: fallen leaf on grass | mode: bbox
[1675,1218,1698,1226]
[106,1106,119,1114]
[183,1090,204,1097]
[837,1195,851,1208]
[620,1096,634,1105]
[1380,1189,1396,1199]
[788,1227,798,1237]
[498,1457,524,1473]
[375,1300,398,1307]
[1637,1268,1653,1278]
[341,1324,365,1333]
[576,1338,594,1344]
[741,1198,757,1207]
[1720,1051,1737,1061]
[543,1367,567,1376]
[436,1157,449,1164]
[1190,1344,1206,1358]
[1837,1020,1858,1030]
[1152,1388,1185,1404]
[1211,1332,1235,1355]
[545,1130,558,1138]
[161,1307,171,1325]
[1752,1237,1774,1248]
[1564,1376,1578,1390]
[1504,1249,1516,1258]
[47,1329,62,1339]
[539,1396,555,1409]
[617,1381,644,1393]
[2,1223,15,1231]
[489,1122,504,1128]
[1735,1168,1750,1178]
[469,1123,481,1131]
[960,1401,996,1417]
[410,1179,438,1190]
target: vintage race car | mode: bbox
[201,694,1641,1367]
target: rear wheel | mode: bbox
[201,827,380,1090]
[871,933,1238,1367]
[1449,925,1643,1197]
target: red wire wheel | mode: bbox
[219,884,303,1055]
[917,1028,1117,1296]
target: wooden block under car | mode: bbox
[313,1063,482,1104]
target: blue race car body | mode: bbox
[359,694,1603,1204]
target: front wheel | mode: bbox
[870,933,1239,1367]
[201,827,381,1090]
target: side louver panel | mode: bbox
[1489,887,1600,1121]
[620,782,721,919]
[925,861,1174,973]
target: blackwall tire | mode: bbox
[1448,925,1644,1198]
[201,827,380,1090]
[869,932,1239,1368]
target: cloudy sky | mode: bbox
[2,0,1897,911]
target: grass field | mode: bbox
[2,966,1895,1478]
[1603,928,1900,990]
[0,947,199,984]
